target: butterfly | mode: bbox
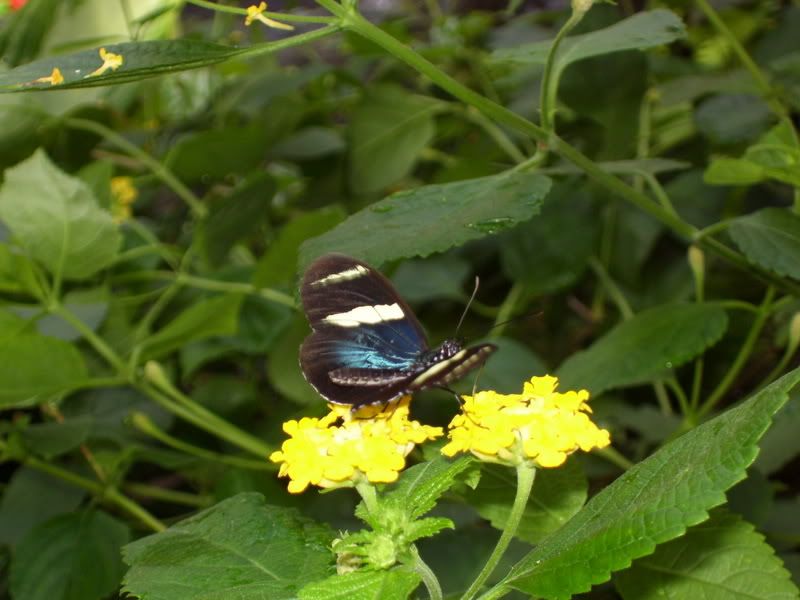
[299,253,497,409]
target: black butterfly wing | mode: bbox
[299,254,429,406]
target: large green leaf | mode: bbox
[496,368,800,599]
[122,493,334,600]
[491,10,686,68]
[0,149,121,280]
[381,456,474,519]
[467,461,587,545]
[10,510,130,600]
[0,329,88,408]
[0,39,246,92]
[300,170,551,269]
[557,303,728,395]
[348,87,440,195]
[729,208,800,280]
[299,569,421,600]
[141,294,242,359]
[615,510,798,599]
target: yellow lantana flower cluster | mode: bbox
[442,375,610,468]
[270,397,442,494]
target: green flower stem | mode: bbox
[664,377,690,416]
[539,9,586,133]
[698,286,776,419]
[130,411,276,471]
[142,364,274,459]
[754,321,800,391]
[462,464,536,600]
[63,118,207,219]
[112,270,296,308]
[238,23,344,60]
[410,546,443,600]
[50,303,130,378]
[597,446,634,471]
[124,482,212,508]
[186,0,336,23]
[491,282,525,338]
[588,258,633,320]
[454,105,526,164]
[355,480,379,515]
[20,452,165,532]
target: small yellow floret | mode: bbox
[442,375,610,468]
[85,48,123,78]
[110,176,138,223]
[244,2,294,30]
[34,67,64,86]
[270,397,442,493]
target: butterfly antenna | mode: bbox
[456,276,480,338]
[485,309,544,333]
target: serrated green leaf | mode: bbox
[0,39,245,92]
[123,493,334,600]
[141,293,242,359]
[10,510,130,600]
[0,467,85,547]
[0,330,88,408]
[466,461,587,545]
[0,149,121,280]
[497,367,800,599]
[348,87,440,195]
[300,170,551,270]
[491,10,686,67]
[729,208,800,280]
[299,569,420,600]
[383,456,474,519]
[406,517,454,542]
[557,303,728,395]
[615,510,798,599]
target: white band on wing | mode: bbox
[323,303,406,327]
[311,265,369,286]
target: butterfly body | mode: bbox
[299,254,496,408]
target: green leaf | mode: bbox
[266,315,319,405]
[465,337,547,395]
[14,287,109,341]
[491,10,686,67]
[0,467,85,547]
[704,157,766,185]
[382,456,474,519]
[300,170,551,269]
[141,293,242,360]
[0,39,245,92]
[273,126,346,160]
[500,181,598,294]
[299,569,420,600]
[0,243,41,296]
[615,510,798,599]
[557,303,728,395]
[0,330,88,408]
[497,368,800,599]
[729,208,800,280]
[198,173,274,266]
[695,94,774,146]
[755,388,800,474]
[349,87,440,195]
[123,493,334,600]
[0,149,121,280]
[391,255,472,303]
[253,205,347,289]
[466,461,587,545]
[21,418,92,458]
[10,510,130,600]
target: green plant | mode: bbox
[0,0,799,598]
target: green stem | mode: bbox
[456,105,526,164]
[754,318,800,391]
[21,454,165,532]
[597,446,634,471]
[124,482,212,508]
[539,9,585,133]
[64,118,207,219]
[355,480,379,516]
[491,283,525,338]
[131,411,276,471]
[462,464,536,600]
[698,287,775,419]
[186,0,336,22]
[410,546,443,600]
[50,303,130,377]
[588,258,633,320]
[237,23,344,60]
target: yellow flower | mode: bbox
[270,397,443,493]
[34,67,63,86]
[86,48,123,78]
[244,2,294,30]
[442,375,610,468]
[110,176,138,223]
